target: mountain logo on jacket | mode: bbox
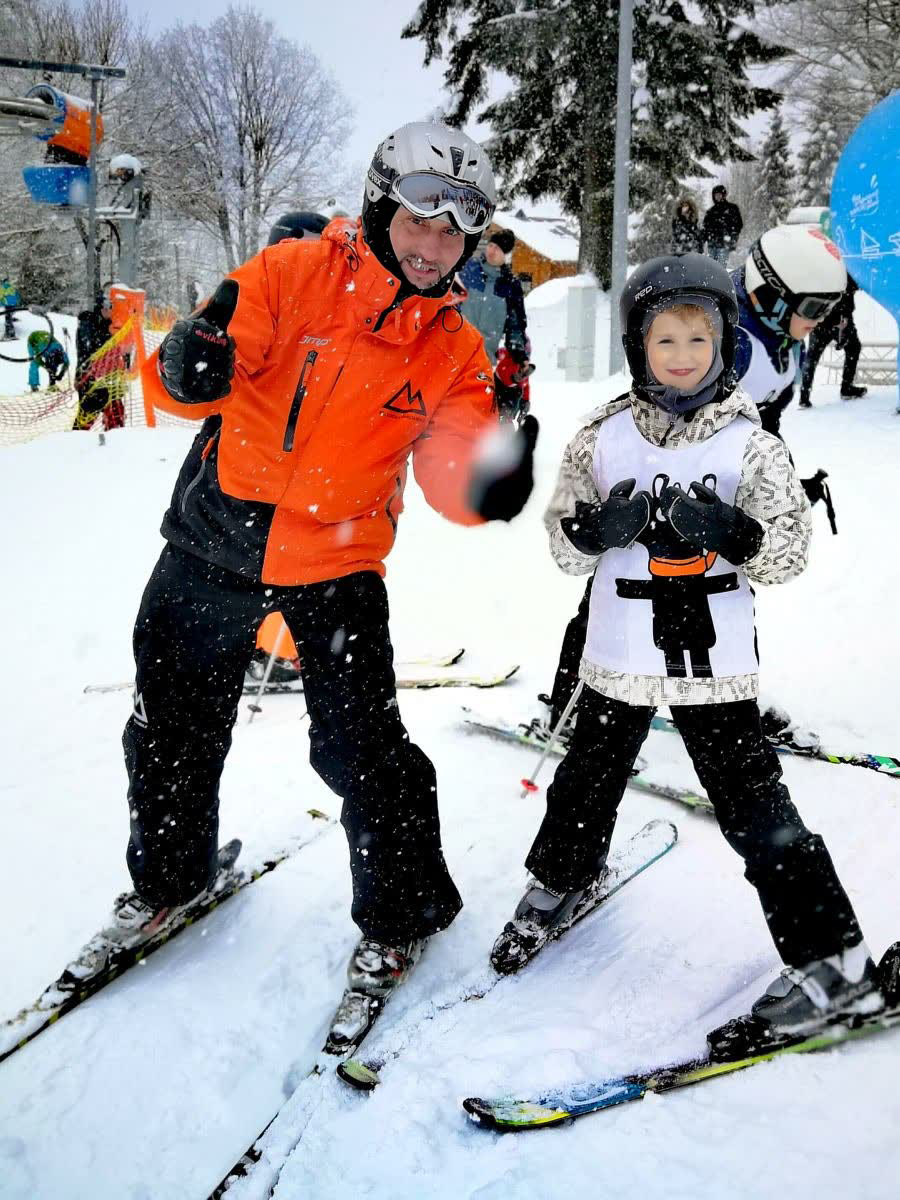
[383,381,427,418]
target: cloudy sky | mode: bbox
[141,0,472,169]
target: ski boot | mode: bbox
[324,937,427,1056]
[708,942,885,1060]
[59,840,242,987]
[522,694,576,750]
[840,384,867,399]
[491,870,606,975]
[245,648,303,686]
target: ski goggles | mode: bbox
[392,172,494,235]
[791,293,842,321]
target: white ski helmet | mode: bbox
[745,226,847,332]
[362,121,496,295]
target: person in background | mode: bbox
[703,185,743,266]
[799,275,867,407]
[73,298,114,430]
[1,277,23,341]
[671,198,704,254]
[459,228,532,422]
[27,329,68,392]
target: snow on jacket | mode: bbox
[142,218,498,586]
[458,257,527,362]
[543,386,812,706]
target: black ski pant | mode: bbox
[546,578,592,725]
[122,544,462,943]
[526,687,863,968]
[800,320,861,402]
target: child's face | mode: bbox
[789,312,821,340]
[645,310,715,391]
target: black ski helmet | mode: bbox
[620,252,739,388]
[361,121,496,297]
[267,211,329,246]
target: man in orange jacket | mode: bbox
[109,124,537,1038]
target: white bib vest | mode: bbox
[738,328,796,409]
[584,408,759,681]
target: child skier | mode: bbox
[535,225,847,737]
[492,253,883,1039]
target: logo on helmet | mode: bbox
[808,229,842,260]
[635,285,654,300]
[450,145,465,176]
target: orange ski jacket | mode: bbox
[143,219,498,585]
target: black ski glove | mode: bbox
[158,280,239,405]
[560,479,652,555]
[470,414,539,522]
[665,480,764,565]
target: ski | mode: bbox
[208,821,679,1195]
[86,648,468,695]
[461,709,713,814]
[463,942,900,1132]
[0,813,334,1067]
[335,820,678,1093]
[398,665,519,690]
[490,819,678,975]
[208,957,417,1198]
[649,714,899,780]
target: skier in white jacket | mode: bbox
[492,253,883,1038]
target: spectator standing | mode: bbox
[703,185,743,266]
[459,229,531,421]
[799,276,867,407]
[0,277,23,341]
[671,198,704,254]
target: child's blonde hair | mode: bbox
[644,303,716,340]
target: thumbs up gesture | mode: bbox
[158,279,239,405]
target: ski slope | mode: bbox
[0,298,899,1199]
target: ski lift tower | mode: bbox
[0,55,126,308]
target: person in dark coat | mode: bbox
[703,185,743,266]
[459,228,531,422]
[799,276,866,406]
[671,198,703,254]
[73,300,114,429]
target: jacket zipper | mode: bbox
[282,350,318,452]
[181,429,220,514]
[372,298,402,334]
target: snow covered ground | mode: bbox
[0,293,898,1200]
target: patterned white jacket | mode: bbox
[544,386,812,706]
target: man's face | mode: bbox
[713,190,726,204]
[485,242,505,267]
[388,208,466,289]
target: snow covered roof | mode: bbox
[491,206,579,263]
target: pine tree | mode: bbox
[795,82,854,206]
[630,183,683,263]
[402,0,786,287]
[756,107,795,226]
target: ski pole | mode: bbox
[248,619,291,723]
[520,679,583,798]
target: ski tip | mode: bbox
[337,1058,382,1091]
[306,808,330,821]
[462,1097,499,1129]
[449,647,466,665]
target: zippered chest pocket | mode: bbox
[282,350,318,452]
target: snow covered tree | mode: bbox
[402,0,785,287]
[630,182,683,263]
[755,108,795,227]
[761,0,900,134]
[793,79,856,206]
